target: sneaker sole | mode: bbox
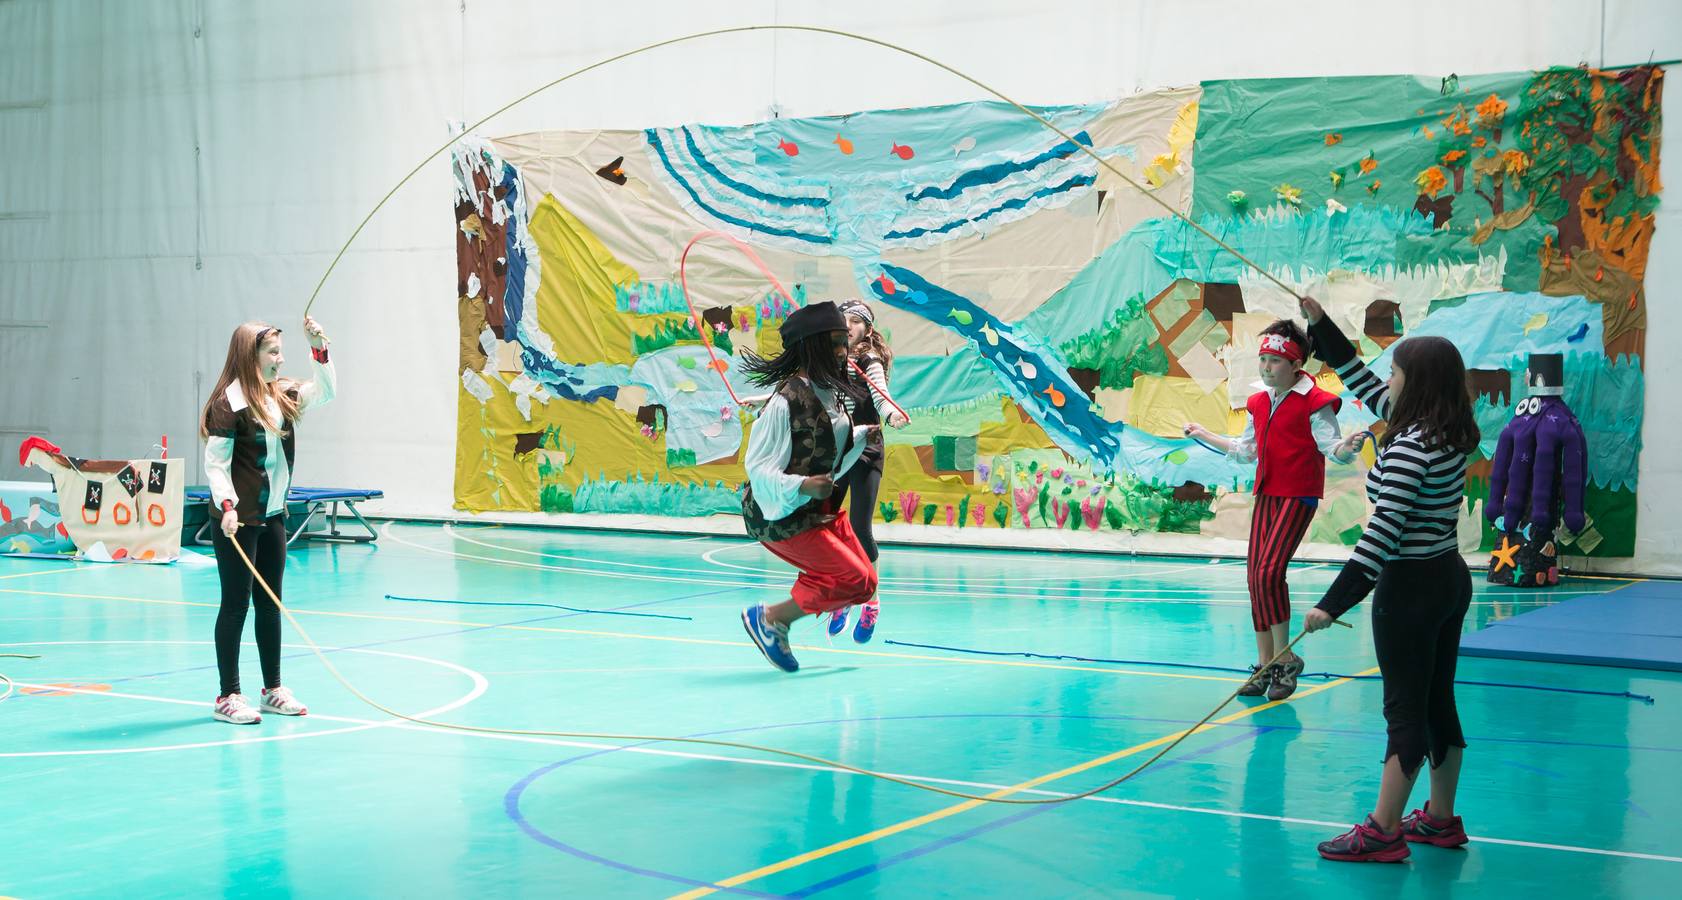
[261,706,308,716]
[213,712,261,725]
[1403,832,1468,847]
[1318,846,1410,863]
[741,609,798,673]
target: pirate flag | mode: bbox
[147,461,167,493]
[117,464,141,497]
[84,481,103,511]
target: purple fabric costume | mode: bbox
[1485,354,1588,586]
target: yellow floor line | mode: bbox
[667,667,1380,900]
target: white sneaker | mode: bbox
[260,685,308,716]
[213,693,261,725]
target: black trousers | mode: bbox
[210,515,287,697]
[1371,549,1473,774]
[837,459,883,563]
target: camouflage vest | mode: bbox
[742,377,849,543]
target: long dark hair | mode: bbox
[842,303,894,376]
[1383,336,1480,455]
[740,331,869,405]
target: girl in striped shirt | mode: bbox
[1300,296,1480,863]
[825,299,908,644]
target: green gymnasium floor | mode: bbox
[2,522,1678,898]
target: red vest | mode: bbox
[1247,380,1342,498]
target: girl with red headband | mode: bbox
[1186,320,1363,699]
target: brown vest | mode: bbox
[742,377,851,543]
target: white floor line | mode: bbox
[8,678,1676,864]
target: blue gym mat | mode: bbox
[1460,581,1682,672]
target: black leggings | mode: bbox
[210,515,287,697]
[1371,549,1473,775]
[840,461,883,563]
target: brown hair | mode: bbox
[199,322,301,439]
[845,309,893,376]
[1383,336,1480,455]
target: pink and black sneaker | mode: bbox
[1401,803,1468,847]
[1317,815,1410,863]
[852,600,879,644]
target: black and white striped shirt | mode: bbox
[1311,321,1470,616]
[842,354,896,423]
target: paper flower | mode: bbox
[1273,183,1303,207]
[1080,496,1105,530]
[1013,488,1036,528]
[1326,198,1348,217]
[1226,190,1249,213]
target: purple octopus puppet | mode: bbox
[1485,353,1588,586]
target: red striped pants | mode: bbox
[1246,494,1317,631]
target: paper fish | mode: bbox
[776,138,799,157]
[1041,385,1066,407]
[1324,133,1343,146]
[677,356,697,370]
[1017,359,1037,379]
[952,136,977,156]
[1522,312,1549,336]
[1566,322,1589,343]
[875,274,896,295]
[708,358,730,372]
[890,143,915,160]
[978,322,999,346]
[675,380,698,392]
[833,134,854,155]
[594,156,628,185]
[947,309,973,326]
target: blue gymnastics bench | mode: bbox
[184,487,384,547]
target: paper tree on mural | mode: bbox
[1485,353,1587,586]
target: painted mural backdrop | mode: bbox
[450,66,1661,556]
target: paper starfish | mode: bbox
[1489,535,1521,572]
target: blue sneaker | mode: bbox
[827,607,850,637]
[852,600,879,644]
[742,604,799,672]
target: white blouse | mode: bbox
[744,380,871,521]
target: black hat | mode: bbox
[779,301,847,345]
[1525,353,1564,396]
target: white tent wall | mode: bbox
[3,1,1679,573]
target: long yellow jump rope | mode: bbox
[244,24,1352,806]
